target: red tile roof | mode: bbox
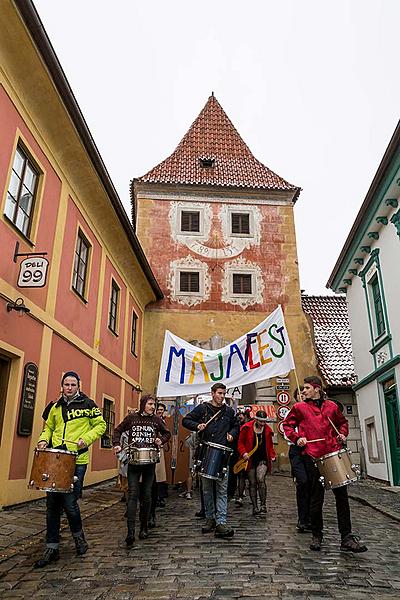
[301,295,356,387]
[136,94,299,194]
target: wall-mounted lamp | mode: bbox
[6,297,30,314]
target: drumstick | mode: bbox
[306,438,325,443]
[328,417,341,436]
[203,408,222,428]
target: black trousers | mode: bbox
[289,445,312,526]
[304,454,352,538]
[127,464,155,534]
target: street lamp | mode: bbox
[6,297,30,314]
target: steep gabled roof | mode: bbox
[301,295,356,387]
[136,94,300,194]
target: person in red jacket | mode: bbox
[237,410,276,517]
[283,376,367,553]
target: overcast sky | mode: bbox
[34,0,399,294]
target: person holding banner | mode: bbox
[282,376,367,553]
[237,410,276,517]
[182,383,239,539]
[113,394,170,547]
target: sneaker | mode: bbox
[195,509,206,518]
[34,548,60,568]
[340,534,367,553]
[74,533,89,557]
[214,524,234,539]
[310,534,323,551]
[125,533,135,547]
[260,505,267,515]
[296,521,311,533]
[201,518,216,534]
[185,492,192,499]
[252,507,261,517]
[235,498,243,507]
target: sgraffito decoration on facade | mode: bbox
[167,255,211,307]
[221,256,264,308]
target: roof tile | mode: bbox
[301,295,356,387]
[137,94,299,192]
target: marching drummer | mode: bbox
[282,375,367,553]
[34,371,106,568]
[182,383,239,539]
[112,394,170,547]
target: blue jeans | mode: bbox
[202,469,229,525]
[46,464,87,549]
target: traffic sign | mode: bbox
[276,391,291,406]
[277,377,290,383]
[277,406,290,420]
[277,421,286,435]
[276,384,290,391]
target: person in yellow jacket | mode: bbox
[34,371,106,568]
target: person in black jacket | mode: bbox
[182,383,239,539]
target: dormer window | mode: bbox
[199,157,215,168]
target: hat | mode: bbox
[61,371,80,385]
[254,410,268,422]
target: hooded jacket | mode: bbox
[282,398,348,459]
[38,393,106,464]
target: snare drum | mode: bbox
[199,441,233,480]
[314,448,360,489]
[128,447,160,465]
[28,448,78,493]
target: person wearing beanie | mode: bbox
[237,410,276,517]
[283,375,367,553]
[113,394,170,547]
[34,371,106,568]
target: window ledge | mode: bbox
[71,287,88,305]
[369,333,392,355]
[108,326,119,337]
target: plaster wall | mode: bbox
[378,217,400,357]
[346,278,373,381]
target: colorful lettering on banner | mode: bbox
[157,306,295,397]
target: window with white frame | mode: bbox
[72,230,90,299]
[179,271,200,293]
[4,145,39,237]
[368,274,385,338]
[231,212,250,235]
[232,272,253,295]
[180,210,200,233]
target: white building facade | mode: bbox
[328,122,400,485]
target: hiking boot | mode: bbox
[195,509,206,518]
[201,518,216,533]
[340,533,367,553]
[74,533,89,556]
[34,548,60,568]
[310,534,323,551]
[214,524,234,539]
[296,521,311,533]
[125,532,135,547]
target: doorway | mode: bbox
[384,382,400,485]
[0,355,11,444]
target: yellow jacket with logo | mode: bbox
[39,393,106,464]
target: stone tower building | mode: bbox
[132,94,317,460]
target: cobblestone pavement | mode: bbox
[348,480,400,523]
[1,475,400,600]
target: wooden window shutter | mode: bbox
[181,211,200,232]
[180,271,200,292]
[233,273,252,294]
[231,213,250,234]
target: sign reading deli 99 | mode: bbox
[18,257,49,288]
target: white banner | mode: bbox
[157,306,295,397]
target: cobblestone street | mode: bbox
[1,475,400,600]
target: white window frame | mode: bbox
[177,206,205,236]
[230,209,252,238]
[230,270,255,297]
[176,268,203,296]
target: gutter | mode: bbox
[14,0,163,301]
[326,120,400,291]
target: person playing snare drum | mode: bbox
[283,376,367,553]
[182,383,239,539]
[112,394,170,547]
[34,371,106,568]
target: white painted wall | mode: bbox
[356,381,389,481]
[346,278,374,382]
[378,218,400,357]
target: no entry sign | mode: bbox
[276,391,291,406]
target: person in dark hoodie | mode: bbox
[113,394,170,547]
[34,371,106,568]
[182,383,239,539]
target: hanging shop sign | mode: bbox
[17,362,38,436]
[276,391,291,406]
[18,257,49,288]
